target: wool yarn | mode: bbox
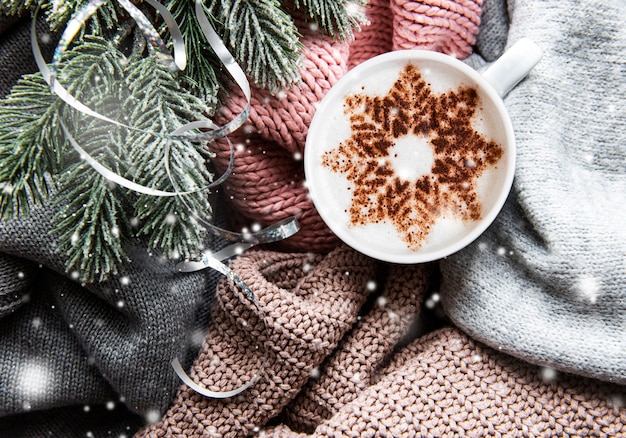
[267,327,626,437]
[281,262,431,433]
[0,14,58,98]
[136,245,381,437]
[439,0,626,384]
[391,0,482,57]
[0,199,218,418]
[210,19,351,252]
[346,0,393,69]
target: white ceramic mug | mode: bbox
[305,38,542,263]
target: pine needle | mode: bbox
[124,54,214,262]
[0,0,367,282]
[0,74,65,218]
[293,0,368,41]
[165,0,223,104]
[50,37,133,283]
[209,0,303,93]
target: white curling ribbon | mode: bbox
[60,118,235,197]
[171,357,263,399]
[175,244,254,273]
[165,121,237,193]
[32,0,249,143]
[165,136,300,244]
[164,128,300,246]
[144,0,187,71]
[32,2,120,130]
[117,0,180,71]
[49,0,183,75]
[194,0,249,99]
[31,1,242,197]
[175,217,301,274]
[183,252,257,302]
[173,250,270,399]
[36,0,184,134]
[49,0,105,74]
[193,0,251,140]
[32,0,295,401]
[35,1,299,242]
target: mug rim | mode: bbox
[304,50,516,263]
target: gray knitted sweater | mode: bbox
[440,0,626,384]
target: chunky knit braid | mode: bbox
[137,247,625,437]
[346,0,393,69]
[136,246,378,437]
[391,0,482,57]
[210,19,350,251]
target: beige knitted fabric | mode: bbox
[268,328,626,437]
[137,245,380,437]
[281,263,430,432]
[136,246,625,437]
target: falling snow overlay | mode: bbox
[1,0,626,436]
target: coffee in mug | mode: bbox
[305,39,542,263]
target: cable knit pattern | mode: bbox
[346,0,393,69]
[210,21,350,251]
[391,0,482,57]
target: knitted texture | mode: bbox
[346,0,393,69]
[267,328,626,437]
[0,197,218,417]
[0,19,166,433]
[0,14,58,99]
[136,245,381,437]
[0,254,33,317]
[391,0,482,57]
[281,263,430,432]
[211,20,350,252]
[137,247,625,436]
[0,15,227,426]
[439,0,626,384]
[211,0,483,252]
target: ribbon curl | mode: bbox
[32,0,300,397]
[32,0,298,242]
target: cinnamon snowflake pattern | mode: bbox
[322,63,504,250]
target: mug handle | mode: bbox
[481,38,543,97]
